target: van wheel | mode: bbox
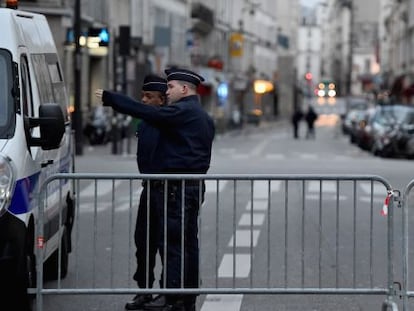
[43,228,69,280]
[26,254,37,309]
[0,219,32,310]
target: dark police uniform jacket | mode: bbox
[102,91,215,173]
[136,121,163,173]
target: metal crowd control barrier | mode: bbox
[402,179,414,311]
[34,173,399,310]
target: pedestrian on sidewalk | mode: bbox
[96,67,215,311]
[291,107,303,139]
[305,106,318,139]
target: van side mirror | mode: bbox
[26,103,65,150]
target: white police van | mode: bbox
[0,1,74,306]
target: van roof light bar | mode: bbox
[6,0,18,9]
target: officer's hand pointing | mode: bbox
[95,89,103,102]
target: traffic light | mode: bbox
[305,72,313,80]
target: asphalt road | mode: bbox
[39,108,414,311]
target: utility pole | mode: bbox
[346,0,354,96]
[73,0,83,155]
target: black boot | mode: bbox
[159,300,185,311]
[143,294,166,309]
[125,294,153,310]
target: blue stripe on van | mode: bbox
[9,172,40,214]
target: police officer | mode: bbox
[113,74,168,311]
[96,67,215,311]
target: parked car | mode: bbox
[370,105,414,158]
[346,96,370,111]
[342,109,367,136]
[353,107,376,150]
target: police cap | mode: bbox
[142,74,167,93]
[165,67,205,86]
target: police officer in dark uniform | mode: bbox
[96,67,215,311]
[112,74,168,310]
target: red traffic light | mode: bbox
[305,72,313,80]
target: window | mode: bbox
[20,56,34,118]
[0,49,16,138]
[31,53,69,121]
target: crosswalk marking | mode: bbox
[205,180,228,193]
[79,180,124,198]
[308,180,337,193]
[228,230,260,247]
[238,213,265,226]
[359,182,387,195]
[201,295,243,311]
[265,153,285,160]
[251,180,281,198]
[245,200,268,211]
[218,254,251,278]
[306,193,347,201]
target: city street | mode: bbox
[37,101,414,311]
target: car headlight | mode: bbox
[0,154,16,217]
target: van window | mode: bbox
[20,56,34,118]
[0,49,16,138]
[31,53,69,121]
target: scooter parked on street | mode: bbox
[83,106,111,145]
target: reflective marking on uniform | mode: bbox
[238,213,265,226]
[218,254,251,278]
[228,229,260,247]
[200,294,243,311]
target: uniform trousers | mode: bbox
[134,179,204,306]
[134,182,164,288]
[150,180,204,305]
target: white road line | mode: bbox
[218,254,251,278]
[308,180,337,193]
[238,213,265,226]
[228,230,260,247]
[360,196,385,203]
[202,180,275,311]
[245,200,269,211]
[205,180,228,193]
[265,153,285,160]
[200,295,243,311]
[305,193,347,201]
[232,154,249,159]
[359,182,387,195]
[79,180,124,197]
[300,153,318,159]
[250,138,270,156]
[252,180,281,198]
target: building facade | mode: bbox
[13,0,301,134]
